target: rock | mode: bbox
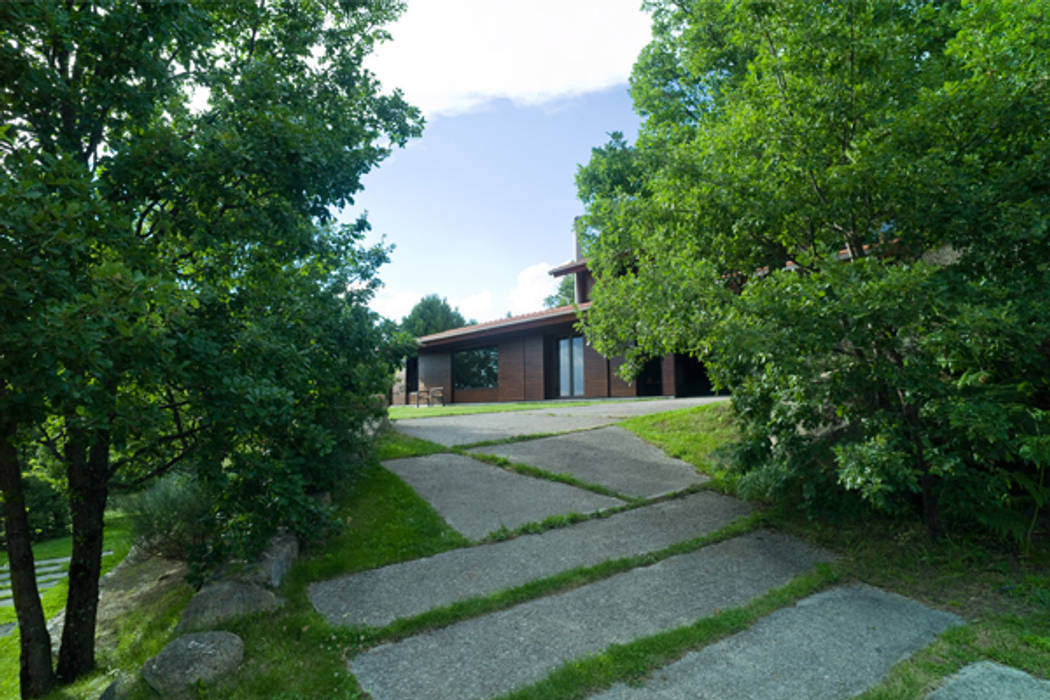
[245,533,299,589]
[141,631,243,696]
[97,670,134,700]
[0,622,15,637]
[46,609,64,655]
[176,580,281,633]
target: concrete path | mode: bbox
[306,398,971,699]
[383,454,624,540]
[592,584,962,700]
[926,661,1050,699]
[308,491,751,628]
[469,426,706,498]
[393,397,725,446]
[349,532,832,700]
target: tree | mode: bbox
[543,275,575,308]
[401,294,467,337]
[0,1,420,695]
[577,0,1050,544]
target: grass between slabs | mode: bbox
[492,563,839,700]
[360,510,765,649]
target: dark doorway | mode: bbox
[636,357,663,396]
[406,356,419,394]
[673,354,714,396]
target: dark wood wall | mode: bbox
[416,324,711,404]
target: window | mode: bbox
[558,336,585,397]
[453,346,499,389]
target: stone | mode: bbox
[141,631,243,696]
[592,584,962,700]
[310,490,751,628]
[176,580,281,633]
[0,621,14,637]
[469,426,707,498]
[349,531,832,700]
[244,533,299,589]
[383,453,623,540]
[926,661,1050,700]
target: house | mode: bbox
[391,235,715,405]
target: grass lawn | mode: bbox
[5,399,1047,699]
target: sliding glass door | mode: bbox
[558,335,585,397]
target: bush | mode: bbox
[118,472,215,560]
[17,473,70,543]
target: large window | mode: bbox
[453,346,499,389]
[558,336,585,397]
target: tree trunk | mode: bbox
[55,426,109,683]
[0,413,56,698]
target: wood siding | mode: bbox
[583,341,609,398]
[608,356,638,398]
[523,335,545,400]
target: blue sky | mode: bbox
[337,1,651,323]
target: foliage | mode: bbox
[401,294,468,337]
[0,0,421,691]
[117,472,213,561]
[543,275,575,308]
[0,473,70,544]
[576,0,1050,545]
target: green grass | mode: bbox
[618,400,737,485]
[388,399,630,421]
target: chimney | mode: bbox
[573,217,584,304]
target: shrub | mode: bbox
[118,472,215,560]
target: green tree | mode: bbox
[0,1,420,695]
[577,0,1050,544]
[401,294,467,337]
[543,275,576,308]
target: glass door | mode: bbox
[558,336,585,397]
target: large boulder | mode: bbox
[176,580,281,633]
[141,631,243,695]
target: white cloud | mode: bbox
[507,262,557,315]
[370,288,424,322]
[370,0,652,117]
[451,290,495,323]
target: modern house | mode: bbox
[391,237,715,405]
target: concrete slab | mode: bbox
[592,584,962,700]
[383,454,624,540]
[926,662,1050,700]
[393,397,726,446]
[349,531,832,700]
[393,412,615,447]
[469,426,706,498]
[310,491,751,628]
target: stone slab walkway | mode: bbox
[383,454,623,540]
[308,490,751,628]
[469,426,706,498]
[592,584,962,700]
[926,661,1050,699]
[349,531,832,700]
[393,397,725,446]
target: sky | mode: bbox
[337,1,653,323]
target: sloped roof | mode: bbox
[418,302,591,348]
[548,259,589,277]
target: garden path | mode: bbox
[313,398,963,699]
